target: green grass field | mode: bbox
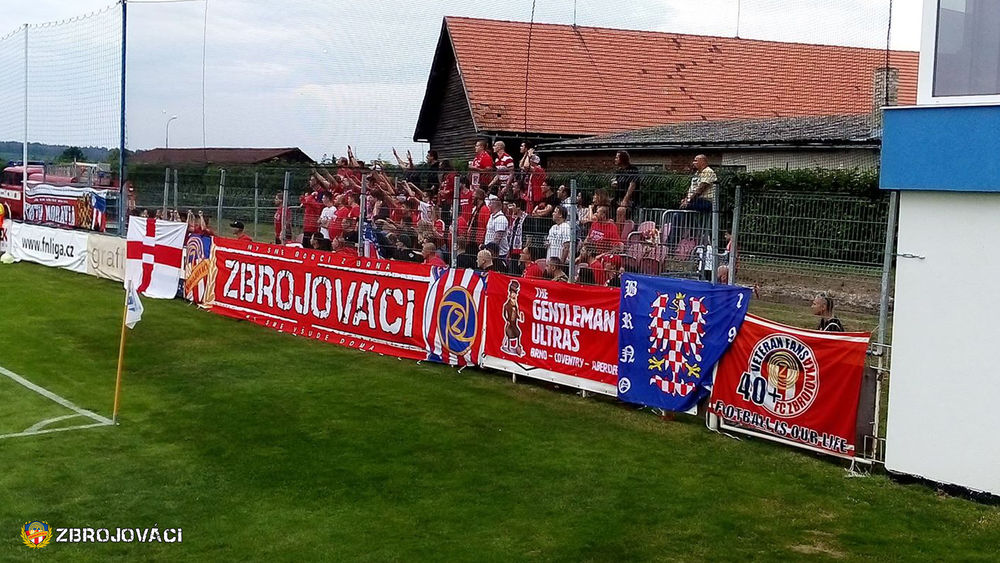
[0,262,996,561]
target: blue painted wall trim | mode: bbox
[880,105,1000,192]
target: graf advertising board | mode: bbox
[86,233,126,282]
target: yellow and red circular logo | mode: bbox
[746,334,820,418]
[21,521,52,549]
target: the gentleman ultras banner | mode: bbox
[617,274,752,412]
[481,274,619,395]
[710,314,870,458]
[210,238,486,366]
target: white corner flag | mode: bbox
[125,281,144,329]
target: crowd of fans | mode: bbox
[270,141,723,286]
[131,141,723,287]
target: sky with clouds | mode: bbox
[0,0,922,163]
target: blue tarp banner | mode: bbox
[616,274,752,412]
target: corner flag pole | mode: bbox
[112,281,131,424]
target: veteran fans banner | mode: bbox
[210,238,486,366]
[710,314,870,458]
[23,184,109,232]
[482,274,620,395]
[7,221,89,273]
[125,217,186,299]
[617,274,752,412]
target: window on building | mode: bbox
[933,0,1000,97]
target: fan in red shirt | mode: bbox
[521,249,545,279]
[469,140,494,192]
[522,153,546,208]
[299,187,325,247]
[451,177,476,224]
[585,205,624,256]
[186,209,215,236]
[421,242,448,267]
[489,140,515,194]
[272,193,291,244]
[229,221,253,242]
[590,254,623,287]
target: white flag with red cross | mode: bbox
[124,216,186,299]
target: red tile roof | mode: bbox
[442,17,918,136]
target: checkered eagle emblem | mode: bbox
[647,292,707,396]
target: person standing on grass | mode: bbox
[273,192,291,244]
[811,293,844,332]
[318,192,338,240]
[299,186,324,247]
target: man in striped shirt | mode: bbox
[489,140,515,196]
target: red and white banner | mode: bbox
[481,274,620,395]
[125,217,186,299]
[209,238,486,365]
[22,184,109,232]
[709,314,870,458]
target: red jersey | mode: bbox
[328,206,351,240]
[470,151,494,190]
[300,193,324,232]
[523,261,545,279]
[527,165,546,207]
[237,233,253,242]
[423,254,448,267]
[190,225,215,237]
[587,220,622,255]
[494,152,514,185]
[467,204,490,245]
[457,190,476,224]
[274,206,290,241]
[590,255,622,287]
[437,172,459,204]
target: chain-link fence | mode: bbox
[127,162,892,327]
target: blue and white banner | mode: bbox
[617,274,752,412]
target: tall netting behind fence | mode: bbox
[24,5,122,156]
[0,26,27,163]
[0,4,123,228]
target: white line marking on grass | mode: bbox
[0,365,114,439]
[0,422,112,440]
[24,413,85,433]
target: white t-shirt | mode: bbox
[695,245,715,272]
[319,205,338,238]
[484,210,510,257]
[417,200,434,223]
[546,221,571,260]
